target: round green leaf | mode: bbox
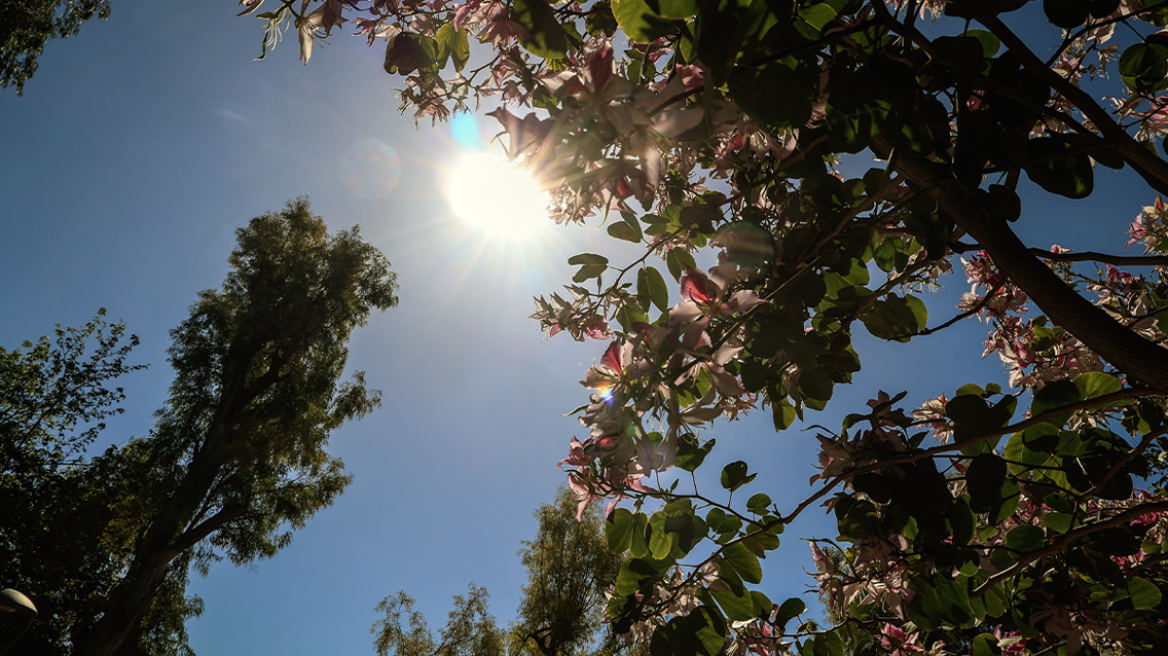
[1006,524,1045,552]
[1044,0,1091,28]
[720,461,751,491]
[512,0,571,59]
[722,542,763,584]
[612,0,677,43]
[966,454,1008,511]
[1023,138,1094,199]
[1129,576,1162,609]
[1121,43,1168,92]
[607,508,637,553]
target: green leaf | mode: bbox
[383,34,440,77]
[720,461,754,491]
[649,512,674,559]
[722,542,763,584]
[666,248,697,281]
[716,221,776,271]
[970,634,998,656]
[711,587,754,621]
[966,454,1008,511]
[568,253,609,266]
[1044,0,1092,28]
[1030,380,1081,419]
[607,508,637,553]
[676,434,714,472]
[612,0,677,43]
[825,75,890,153]
[1091,0,1122,18]
[799,368,834,402]
[1074,371,1121,400]
[746,493,771,513]
[946,394,993,438]
[986,184,1021,222]
[434,23,469,72]
[987,479,1020,525]
[614,557,663,595]
[685,606,727,656]
[608,213,643,243]
[512,0,571,59]
[648,0,698,19]
[799,3,837,33]
[629,512,650,558]
[1129,576,1162,609]
[729,62,813,130]
[573,264,607,283]
[774,597,805,626]
[860,294,924,341]
[836,498,881,540]
[586,0,619,36]
[1006,525,1045,552]
[637,266,669,312]
[965,29,1001,58]
[771,398,797,430]
[1043,512,1073,533]
[1023,137,1094,199]
[1120,43,1168,94]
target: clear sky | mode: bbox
[0,3,1156,655]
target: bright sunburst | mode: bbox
[443,150,550,239]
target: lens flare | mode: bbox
[339,139,402,199]
[450,112,481,150]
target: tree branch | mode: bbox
[1028,248,1168,266]
[874,134,1168,393]
[959,243,1168,266]
[1089,424,1167,499]
[977,14,1168,198]
[971,500,1168,597]
[172,503,248,553]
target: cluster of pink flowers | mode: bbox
[531,288,612,341]
[557,264,769,520]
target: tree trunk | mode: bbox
[75,424,234,656]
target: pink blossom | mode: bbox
[669,267,768,324]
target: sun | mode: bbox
[442,150,550,239]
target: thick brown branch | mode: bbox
[874,135,1168,393]
[977,14,1168,198]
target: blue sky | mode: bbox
[0,3,1158,655]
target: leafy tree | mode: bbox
[373,586,506,656]
[75,198,398,656]
[1,199,398,656]
[0,0,111,95]
[254,1,1168,655]
[513,488,625,656]
[373,488,636,656]
[0,311,201,656]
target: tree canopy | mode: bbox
[1,199,398,656]
[372,487,637,656]
[249,1,1168,655]
[0,0,110,95]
